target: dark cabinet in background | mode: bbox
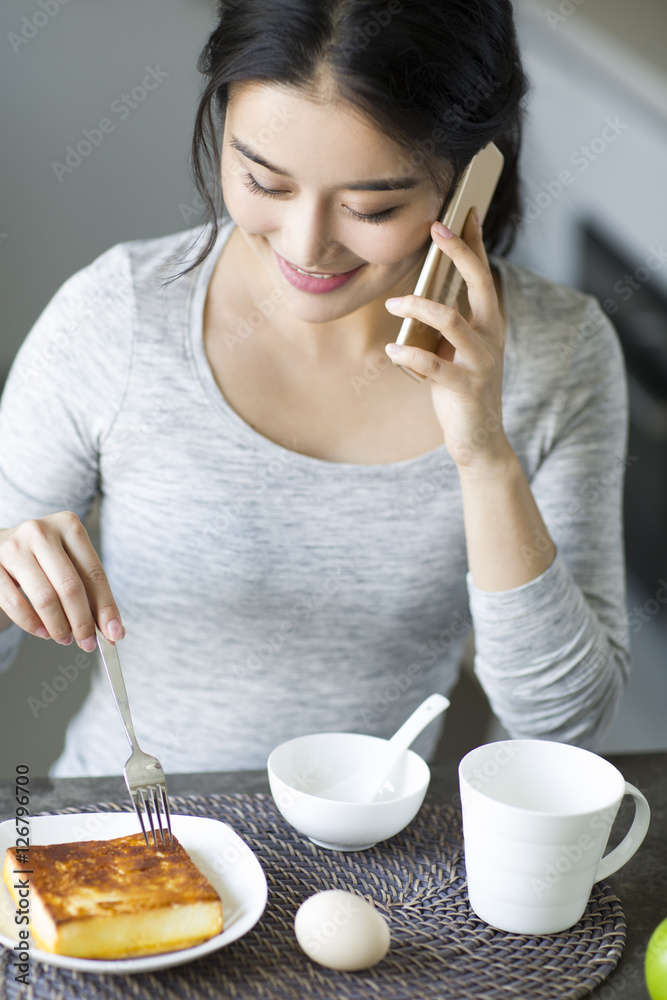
[579,221,667,595]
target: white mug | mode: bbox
[458,739,651,935]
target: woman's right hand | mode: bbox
[0,511,125,652]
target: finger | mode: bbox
[31,539,99,650]
[430,212,498,331]
[0,548,76,645]
[20,528,112,650]
[385,294,479,360]
[0,563,52,640]
[385,340,466,386]
[57,515,125,645]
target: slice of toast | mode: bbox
[3,831,223,959]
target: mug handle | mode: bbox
[595,782,651,882]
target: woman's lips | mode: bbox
[274,250,366,294]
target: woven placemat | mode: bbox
[2,793,625,1000]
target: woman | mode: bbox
[0,0,630,775]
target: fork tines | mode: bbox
[129,783,173,848]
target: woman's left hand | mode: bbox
[384,209,510,471]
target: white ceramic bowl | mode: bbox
[267,732,431,851]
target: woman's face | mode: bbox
[220,78,447,326]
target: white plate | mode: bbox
[0,811,268,974]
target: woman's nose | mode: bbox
[283,198,340,269]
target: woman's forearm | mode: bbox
[460,444,627,747]
[458,444,556,592]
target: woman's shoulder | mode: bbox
[66,220,232,303]
[107,222,225,291]
[492,254,602,324]
[491,253,623,372]
[43,224,214,316]
[490,255,628,458]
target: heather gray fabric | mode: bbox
[0,218,631,776]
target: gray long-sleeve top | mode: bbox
[0,219,631,775]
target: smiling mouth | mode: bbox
[280,255,363,279]
[291,265,339,279]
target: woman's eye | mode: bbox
[345,206,399,225]
[241,172,399,225]
[241,172,285,198]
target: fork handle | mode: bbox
[95,627,142,752]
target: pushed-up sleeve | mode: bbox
[469,297,631,749]
[0,245,133,671]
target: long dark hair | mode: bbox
[164,0,530,284]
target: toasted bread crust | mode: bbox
[5,832,222,926]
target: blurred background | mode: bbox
[0,0,665,776]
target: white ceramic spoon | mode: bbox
[317,693,450,804]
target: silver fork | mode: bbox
[95,626,172,847]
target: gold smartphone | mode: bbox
[392,141,505,382]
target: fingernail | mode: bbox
[385,343,402,355]
[475,210,482,226]
[58,634,73,646]
[385,297,403,309]
[107,618,123,641]
[80,636,97,653]
[35,626,50,640]
[433,220,453,238]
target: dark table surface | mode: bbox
[1,751,664,999]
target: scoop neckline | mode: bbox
[187,217,513,474]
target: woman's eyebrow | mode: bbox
[229,135,421,191]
